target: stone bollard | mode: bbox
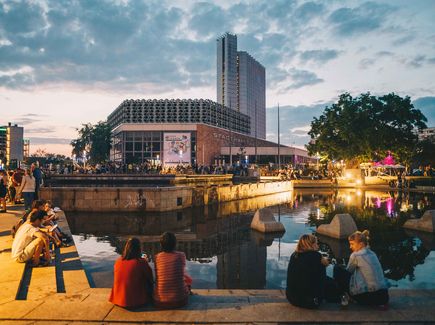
[250,208,285,233]
[316,213,357,239]
[403,210,435,233]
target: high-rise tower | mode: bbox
[217,33,266,139]
[217,32,238,109]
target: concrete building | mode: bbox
[108,99,313,166]
[0,123,25,168]
[418,127,435,142]
[217,33,266,139]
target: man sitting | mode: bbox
[11,210,51,266]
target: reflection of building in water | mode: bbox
[217,232,267,289]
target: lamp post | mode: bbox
[229,99,233,167]
[277,103,281,170]
[255,100,258,164]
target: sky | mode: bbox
[1,0,435,156]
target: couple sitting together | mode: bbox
[286,230,389,309]
[110,232,192,309]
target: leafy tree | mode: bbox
[307,93,427,166]
[412,139,435,167]
[71,121,111,164]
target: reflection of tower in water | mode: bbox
[216,231,267,289]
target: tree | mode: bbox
[71,121,111,164]
[307,93,427,166]
[412,139,435,167]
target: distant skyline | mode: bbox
[1,0,435,156]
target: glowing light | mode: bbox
[357,190,362,196]
[345,172,352,179]
[356,179,362,185]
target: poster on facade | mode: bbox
[163,132,191,165]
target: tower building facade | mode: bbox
[217,33,266,139]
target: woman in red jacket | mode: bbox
[154,232,192,309]
[109,237,154,308]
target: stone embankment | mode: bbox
[41,180,293,212]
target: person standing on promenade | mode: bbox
[11,168,23,204]
[154,232,192,309]
[286,234,331,308]
[109,237,154,309]
[32,162,43,199]
[333,230,389,306]
[17,169,36,211]
[0,170,8,212]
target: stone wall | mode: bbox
[41,181,293,212]
[41,186,193,212]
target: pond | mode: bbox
[67,189,435,290]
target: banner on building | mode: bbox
[163,132,191,165]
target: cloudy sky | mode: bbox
[1,0,435,156]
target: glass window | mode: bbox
[152,142,160,151]
[152,132,161,141]
[125,142,133,151]
[134,142,142,151]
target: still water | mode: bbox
[67,189,435,289]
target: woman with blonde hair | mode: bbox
[286,234,330,308]
[333,230,389,306]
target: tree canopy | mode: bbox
[307,93,427,165]
[71,121,111,164]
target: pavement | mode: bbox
[1,204,435,324]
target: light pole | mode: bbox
[255,100,258,164]
[277,103,281,170]
[229,99,233,167]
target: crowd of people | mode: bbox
[0,163,43,213]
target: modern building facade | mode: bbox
[237,51,266,139]
[0,123,25,168]
[108,99,312,166]
[217,33,266,139]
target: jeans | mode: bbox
[22,192,35,210]
[333,265,389,305]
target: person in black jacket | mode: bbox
[286,234,330,308]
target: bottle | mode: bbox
[341,293,349,307]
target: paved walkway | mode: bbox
[0,205,434,324]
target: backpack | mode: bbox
[11,212,30,238]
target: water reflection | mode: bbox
[68,189,435,289]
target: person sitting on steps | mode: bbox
[285,234,332,309]
[11,210,51,267]
[333,230,389,307]
[153,232,193,309]
[109,237,154,309]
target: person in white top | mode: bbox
[17,169,36,211]
[11,210,51,266]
